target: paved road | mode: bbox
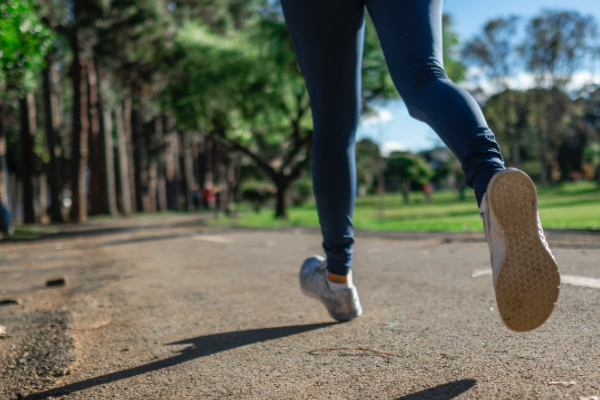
[1,215,599,399]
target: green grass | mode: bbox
[7,223,62,240]
[210,181,600,232]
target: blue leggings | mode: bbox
[281,0,505,276]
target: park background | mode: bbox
[1,0,600,237]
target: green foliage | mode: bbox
[583,143,600,165]
[361,17,397,104]
[442,14,466,83]
[0,0,54,98]
[166,17,311,155]
[170,0,265,34]
[385,152,434,186]
[292,176,312,206]
[241,180,275,212]
[355,138,384,193]
[483,89,530,163]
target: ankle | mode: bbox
[327,272,349,284]
[326,271,354,292]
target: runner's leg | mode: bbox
[281,0,365,276]
[366,0,505,204]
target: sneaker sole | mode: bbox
[300,288,363,322]
[487,169,560,332]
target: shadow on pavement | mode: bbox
[25,322,334,399]
[98,233,193,247]
[396,379,476,399]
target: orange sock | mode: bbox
[327,272,349,284]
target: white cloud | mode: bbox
[360,108,393,127]
[380,141,406,157]
[567,71,600,91]
[464,67,600,95]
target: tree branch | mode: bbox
[219,135,276,179]
[282,130,312,171]
[288,146,312,181]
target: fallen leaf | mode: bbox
[71,320,111,331]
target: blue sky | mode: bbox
[357,0,600,154]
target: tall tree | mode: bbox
[0,0,54,226]
[19,93,37,223]
[385,152,434,205]
[355,138,385,196]
[69,37,90,222]
[42,51,64,222]
[463,17,524,167]
[67,0,104,222]
[463,16,521,91]
[521,10,598,89]
[483,89,530,167]
[520,10,597,183]
[115,103,133,215]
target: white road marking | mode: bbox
[471,268,492,278]
[471,268,600,289]
[561,274,600,289]
[194,235,234,244]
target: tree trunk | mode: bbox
[212,137,222,211]
[178,130,195,211]
[145,118,158,212]
[131,104,146,212]
[163,116,180,210]
[10,174,17,220]
[201,136,213,209]
[39,173,48,221]
[376,161,385,222]
[87,58,109,216]
[123,95,136,213]
[42,54,64,223]
[0,104,12,219]
[20,94,37,224]
[102,108,118,216]
[156,116,168,211]
[546,151,556,184]
[115,104,132,215]
[70,49,89,223]
[274,176,291,219]
[401,180,410,205]
[225,157,241,214]
[539,149,550,186]
[511,139,521,169]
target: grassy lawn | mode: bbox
[211,181,600,232]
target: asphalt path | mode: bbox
[1,215,599,399]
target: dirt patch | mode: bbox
[0,309,76,399]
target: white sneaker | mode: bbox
[480,169,560,331]
[299,256,362,322]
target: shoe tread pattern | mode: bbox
[488,170,560,332]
